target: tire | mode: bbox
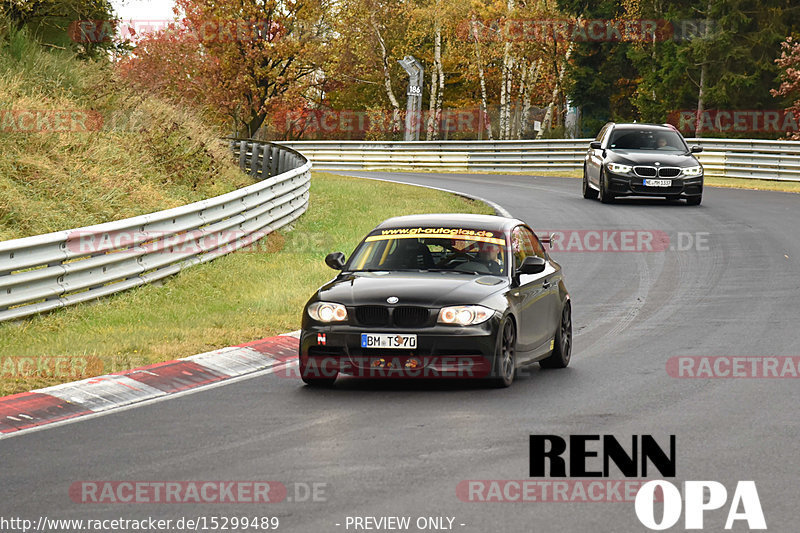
[598,170,615,204]
[540,303,572,369]
[299,358,338,387]
[582,166,598,199]
[490,319,516,388]
[686,194,702,206]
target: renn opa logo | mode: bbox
[529,435,766,530]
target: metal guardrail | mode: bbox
[0,140,310,322]
[282,138,800,181]
[683,138,800,181]
[281,139,585,172]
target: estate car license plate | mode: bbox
[643,179,672,187]
[361,333,417,349]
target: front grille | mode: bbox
[353,305,431,327]
[634,166,657,177]
[658,167,681,178]
[393,306,430,328]
[355,306,390,326]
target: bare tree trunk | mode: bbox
[695,63,707,137]
[511,60,527,139]
[426,19,444,140]
[520,59,541,138]
[695,0,713,138]
[498,0,516,140]
[537,29,575,139]
[499,49,513,139]
[426,64,438,140]
[434,22,444,139]
[470,16,493,140]
[538,78,559,138]
[371,16,402,136]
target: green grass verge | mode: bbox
[0,172,493,396]
[0,26,249,241]
[703,176,800,193]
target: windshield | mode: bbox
[609,129,688,151]
[347,227,508,276]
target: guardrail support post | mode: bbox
[280,150,288,174]
[267,146,277,177]
[250,143,261,179]
[238,141,248,171]
[261,144,275,180]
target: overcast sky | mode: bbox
[111,0,178,22]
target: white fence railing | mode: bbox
[282,138,800,181]
[0,140,310,322]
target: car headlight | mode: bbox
[437,305,493,326]
[607,162,632,174]
[307,302,348,323]
[682,166,703,176]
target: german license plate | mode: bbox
[361,333,417,349]
[644,179,672,187]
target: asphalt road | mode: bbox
[2,172,799,532]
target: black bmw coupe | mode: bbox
[583,123,704,205]
[299,214,572,388]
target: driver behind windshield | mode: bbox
[655,135,670,150]
[478,243,503,275]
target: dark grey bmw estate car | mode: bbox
[583,123,704,205]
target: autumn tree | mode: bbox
[772,36,800,140]
[118,0,330,137]
[323,0,415,138]
[480,0,570,139]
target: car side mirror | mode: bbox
[325,252,346,270]
[539,233,556,249]
[589,141,602,150]
[690,145,703,153]
[517,256,546,275]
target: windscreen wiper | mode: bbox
[421,268,482,275]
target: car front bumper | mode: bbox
[299,320,501,379]
[606,172,703,198]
